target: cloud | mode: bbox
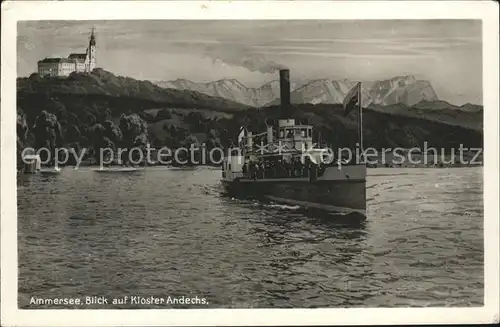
[204,44,287,74]
[256,50,436,59]
[251,45,325,51]
[280,36,479,54]
[281,36,480,43]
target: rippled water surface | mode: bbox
[18,167,483,308]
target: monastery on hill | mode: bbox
[37,29,96,77]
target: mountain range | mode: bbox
[155,78,301,107]
[153,75,483,131]
[155,75,453,108]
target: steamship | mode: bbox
[221,69,367,218]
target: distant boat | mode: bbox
[93,167,139,173]
[20,154,63,175]
[39,167,62,175]
[21,154,41,174]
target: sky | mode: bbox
[17,20,482,105]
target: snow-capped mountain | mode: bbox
[156,75,439,108]
[154,78,300,107]
[267,75,438,107]
[287,79,373,107]
[367,76,438,106]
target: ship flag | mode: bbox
[237,126,246,145]
[342,82,364,152]
[343,82,361,116]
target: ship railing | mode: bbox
[241,160,322,180]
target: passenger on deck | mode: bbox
[242,163,248,178]
[292,158,302,177]
[279,160,286,178]
[318,163,326,177]
[304,158,310,177]
[254,162,260,179]
[269,160,276,178]
[264,161,271,178]
[249,163,255,179]
[285,160,292,177]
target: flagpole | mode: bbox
[358,82,363,159]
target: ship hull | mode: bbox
[222,176,366,217]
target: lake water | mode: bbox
[17,167,484,308]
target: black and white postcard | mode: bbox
[1,1,499,326]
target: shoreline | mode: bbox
[19,163,483,170]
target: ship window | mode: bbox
[308,129,312,137]
[280,129,284,138]
[301,129,306,137]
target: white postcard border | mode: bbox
[1,1,499,326]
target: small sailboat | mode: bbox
[39,166,62,175]
[20,154,62,175]
[93,165,139,173]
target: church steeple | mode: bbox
[85,27,96,72]
[89,27,96,46]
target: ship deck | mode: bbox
[234,177,366,183]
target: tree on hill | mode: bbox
[155,109,172,121]
[32,111,63,164]
[119,114,149,164]
[17,108,30,168]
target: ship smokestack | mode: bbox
[267,125,273,144]
[279,69,291,119]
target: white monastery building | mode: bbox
[37,29,96,77]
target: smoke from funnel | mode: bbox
[239,54,287,74]
[207,45,287,74]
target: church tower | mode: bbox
[85,28,96,72]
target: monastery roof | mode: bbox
[38,57,76,64]
[68,53,87,60]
